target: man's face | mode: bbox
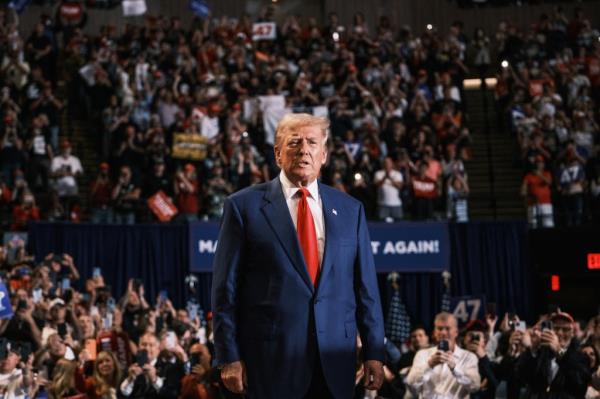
[139,334,160,362]
[410,328,429,350]
[78,315,94,337]
[0,352,19,374]
[433,317,458,346]
[553,320,573,349]
[275,125,327,186]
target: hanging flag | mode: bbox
[441,270,451,312]
[122,0,146,16]
[189,0,210,18]
[385,290,411,346]
[8,0,32,14]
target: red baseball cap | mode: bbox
[550,311,574,324]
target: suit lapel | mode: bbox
[317,183,340,291]
[261,178,314,293]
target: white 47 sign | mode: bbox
[252,22,277,41]
[450,295,485,325]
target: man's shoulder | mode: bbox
[319,182,363,209]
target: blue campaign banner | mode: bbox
[189,222,220,272]
[0,282,14,319]
[189,221,450,273]
[367,221,450,273]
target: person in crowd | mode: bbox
[580,344,600,398]
[557,152,586,227]
[76,350,122,399]
[521,156,554,228]
[374,156,404,222]
[112,165,140,225]
[462,321,499,399]
[89,162,114,224]
[50,139,83,217]
[516,312,591,397]
[174,164,200,222]
[48,359,82,399]
[446,173,469,222]
[119,332,184,399]
[11,190,40,230]
[412,162,438,220]
[397,325,431,373]
[0,341,34,399]
[406,312,480,398]
[178,343,220,399]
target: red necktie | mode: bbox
[297,187,319,286]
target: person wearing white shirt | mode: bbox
[374,157,404,222]
[120,332,184,399]
[0,343,33,399]
[406,312,481,398]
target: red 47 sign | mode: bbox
[252,22,277,41]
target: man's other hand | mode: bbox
[363,359,384,390]
[221,361,246,394]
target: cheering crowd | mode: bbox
[1,246,600,398]
[491,6,600,227]
[0,2,479,228]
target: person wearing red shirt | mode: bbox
[174,164,200,221]
[11,192,40,231]
[90,162,114,224]
[412,162,438,220]
[521,157,554,228]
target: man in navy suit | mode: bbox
[211,113,385,398]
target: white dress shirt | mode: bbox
[279,172,325,266]
[406,345,481,399]
[120,358,164,396]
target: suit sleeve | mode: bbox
[211,197,245,365]
[354,203,385,362]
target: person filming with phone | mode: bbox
[515,311,591,397]
[119,332,183,399]
[462,321,499,399]
[406,312,480,398]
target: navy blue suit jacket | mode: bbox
[211,177,385,399]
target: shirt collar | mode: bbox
[279,172,319,201]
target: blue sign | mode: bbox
[449,295,486,327]
[189,222,220,272]
[0,282,14,319]
[189,0,210,18]
[367,222,450,272]
[189,221,450,273]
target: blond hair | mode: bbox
[48,359,78,399]
[274,113,329,148]
[434,312,457,327]
[93,351,122,397]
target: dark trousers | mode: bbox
[304,353,334,399]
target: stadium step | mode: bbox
[464,86,525,221]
